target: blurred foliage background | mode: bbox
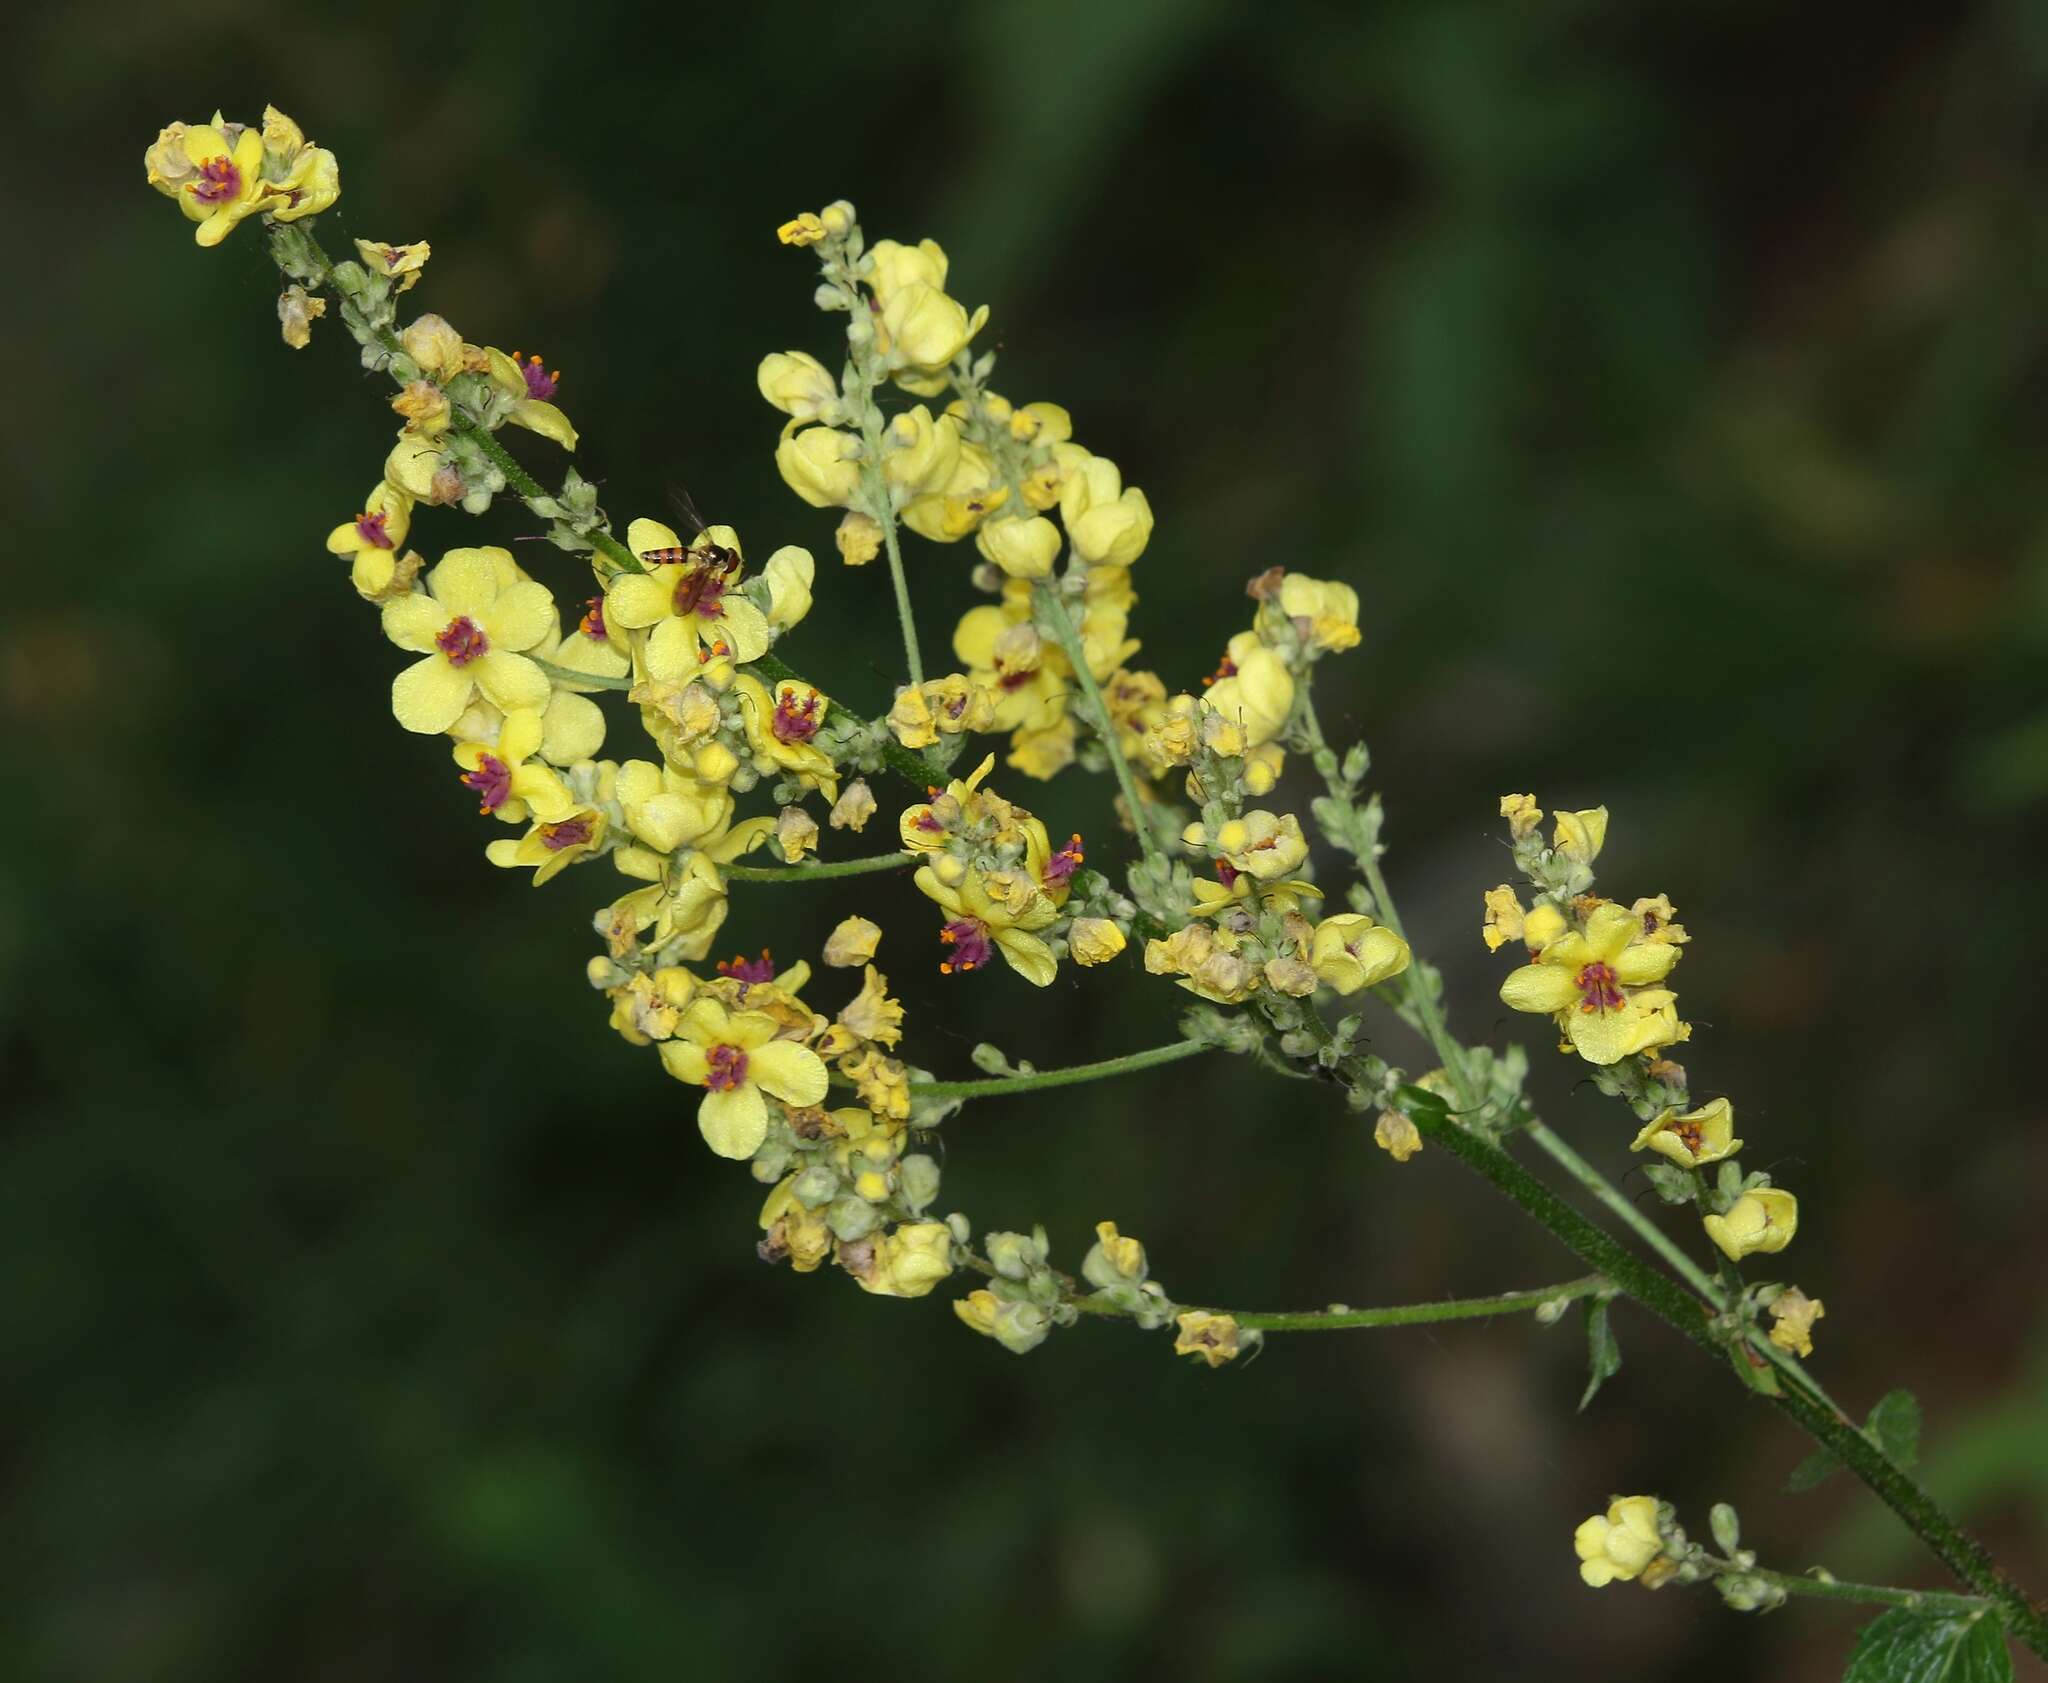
[7,1,2048,1678]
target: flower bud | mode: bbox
[761,545,815,629]
[975,513,1062,580]
[835,511,884,566]
[880,406,961,498]
[400,313,467,382]
[1060,456,1154,565]
[775,424,863,509]
[756,349,841,421]
[1068,917,1126,966]
[1081,1220,1147,1289]
[898,1153,942,1213]
[1709,1503,1742,1555]
[984,1228,1046,1282]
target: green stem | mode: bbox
[1032,578,1167,860]
[1213,1275,1605,1333]
[946,369,1168,863]
[1715,1563,1991,1616]
[910,1039,1211,1100]
[721,852,914,882]
[1521,1120,1720,1300]
[1388,1083,2048,1654]
[857,457,924,688]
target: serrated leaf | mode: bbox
[1869,1389,1922,1472]
[1579,1298,1622,1410]
[1841,1607,2012,1683]
[1788,1444,1842,1492]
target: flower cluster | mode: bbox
[144,125,1979,1670]
[1486,799,1813,1328]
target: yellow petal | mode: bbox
[1500,964,1576,1015]
[392,656,473,733]
[429,549,504,619]
[474,650,550,713]
[747,1040,829,1107]
[479,579,556,652]
[698,1084,768,1158]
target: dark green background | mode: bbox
[9,2,2048,1678]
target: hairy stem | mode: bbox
[722,852,913,882]
[1214,1275,1606,1333]
[910,1039,1211,1100]
[1709,1562,1992,1616]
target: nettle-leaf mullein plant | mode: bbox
[144,109,2047,1677]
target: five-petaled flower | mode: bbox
[658,997,830,1159]
[606,518,772,677]
[381,548,555,733]
[1498,902,1684,1065]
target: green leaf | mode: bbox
[1788,1444,1842,1493]
[1790,1389,1922,1492]
[1579,1298,1622,1410]
[1841,1607,2012,1683]
[1869,1389,1923,1472]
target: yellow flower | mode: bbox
[836,511,884,565]
[914,867,1059,987]
[1310,914,1412,994]
[1574,1497,1668,1587]
[606,518,771,676]
[451,707,572,824]
[775,806,819,863]
[1007,716,1078,781]
[1500,793,1543,840]
[612,759,735,853]
[1186,810,1309,881]
[151,116,338,247]
[1553,806,1609,863]
[761,545,816,630]
[381,549,554,732]
[1273,573,1361,653]
[976,513,1062,580]
[1630,894,1689,945]
[775,424,863,508]
[1374,1110,1423,1161]
[1203,638,1295,748]
[400,313,469,382]
[1069,918,1126,966]
[1084,1220,1146,1286]
[866,236,949,300]
[1481,885,1525,952]
[484,806,607,886]
[1767,1288,1825,1358]
[482,347,577,450]
[732,674,836,797]
[758,1175,834,1272]
[355,238,430,293]
[1145,921,1259,1004]
[835,966,904,1047]
[327,482,414,581]
[1631,1098,1741,1168]
[278,284,324,349]
[823,917,882,969]
[658,996,829,1159]
[953,601,1069,733]
[1703,1188,1798,1261]
[1059,455,1154,565]
[777,212,827,246]
[829,780,876,832]
[1498,903,1684,1065]
[899,443,1006,544]
[847,1222,955,1298]
[879,405,962,500]
[756,350,841,421]
[384,431,447,501]
[1173,1310,1245,1368]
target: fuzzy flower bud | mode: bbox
[1059,456,1154,566]
[400,313,467,382]
[1082,1221,1147,1289]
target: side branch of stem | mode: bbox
[910,1039,1212,1100]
